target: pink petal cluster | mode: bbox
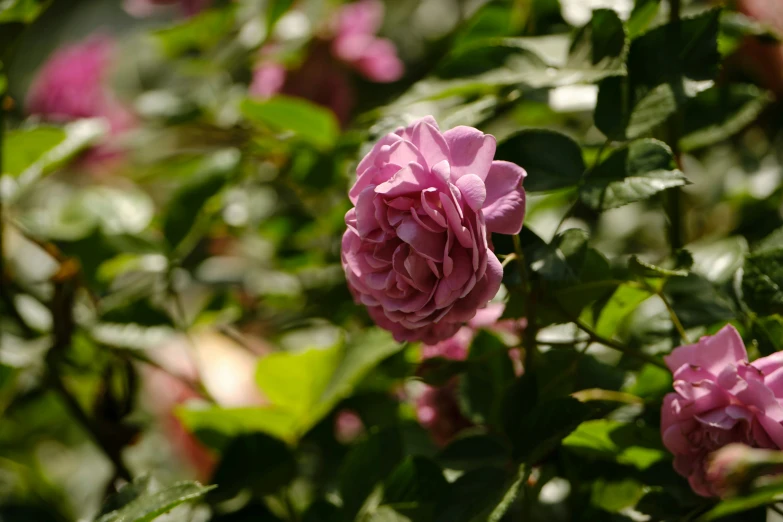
[342,116,526,344]
[27,35,134,134]
[123,0,211,18]
[727,0,783,96]
[662,325,783,497]
[331,0,404,82]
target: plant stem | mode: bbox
[512,234,537,372]
[666,0,685,253]
[556,301,668,369]
[657,290,692,344]
[0,97,35,337]
[48,273,132,481]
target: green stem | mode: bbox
[512,234,537,372]
[666,0,684,253]
[657,290,692,344]
[555,301,668,369]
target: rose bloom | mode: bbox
[342,116,526,344]
[727,0,783,96]
[706,443,783,497]
[661,324,783,497]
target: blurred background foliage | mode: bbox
[2,0,783,520]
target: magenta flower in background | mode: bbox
[27,35,134,134]
[332,0,404,82]
[661,325,783,497]
[334,409,365,444]
[416,382,473,447]
[342,116,526,344]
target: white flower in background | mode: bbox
[560,0,633,27]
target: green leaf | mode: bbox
[252,328,401,440]
[752,315,783,356]
[595,77,678,140]
[241,96,340,150]
[458,331,515,426]
[3,126,65,177]
[13,119,105,186]
[154,6,237,56]
[563,8,627,81]
[381,457,449,521]
[495,129,585,192]
[629,255,689,279]
[591,478,646,513]
[208,434,296,501]
[679,84,773,152]
[340,427,404,518]
[628,8,722,88]
[434,467,509,522]
[162,148,240,249]
[0,0,50,23]
[594,284,653,338]
[562,419,668,471]
[437,433,510,471]
[742,248,783,316]
[175,406,299,446]
[512,397,592,463]
[698,480,783,520]
[580,139,687,211]
[626,0,660,39]
[688,236,748,284]
[96,477,214,522]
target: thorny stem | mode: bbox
[657,290,692,344]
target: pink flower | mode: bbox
[334,409,365,444]
[249,63,288,99]
[332,0,403,82]
[27,35,134,133]
[706,443,783,497]
[123,0,211,18]
[661,325,783,497]
[342,116,526,344]
[27,35,136,171]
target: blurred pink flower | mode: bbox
[27,35,136,171]
[248,0,403,125]
[334,409,365,444]
[415,382,473,447]
[706,443,783,497]
[332,0,403,82]
[342,116,526,344]
[123,0,212,18]
[27,35,134,133]
[661,325,783,497]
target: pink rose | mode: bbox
[342,116,526,344]
[27,35,134,133]
[661,325,783,497]
[706,443,783,497]
[332,0,403,82]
